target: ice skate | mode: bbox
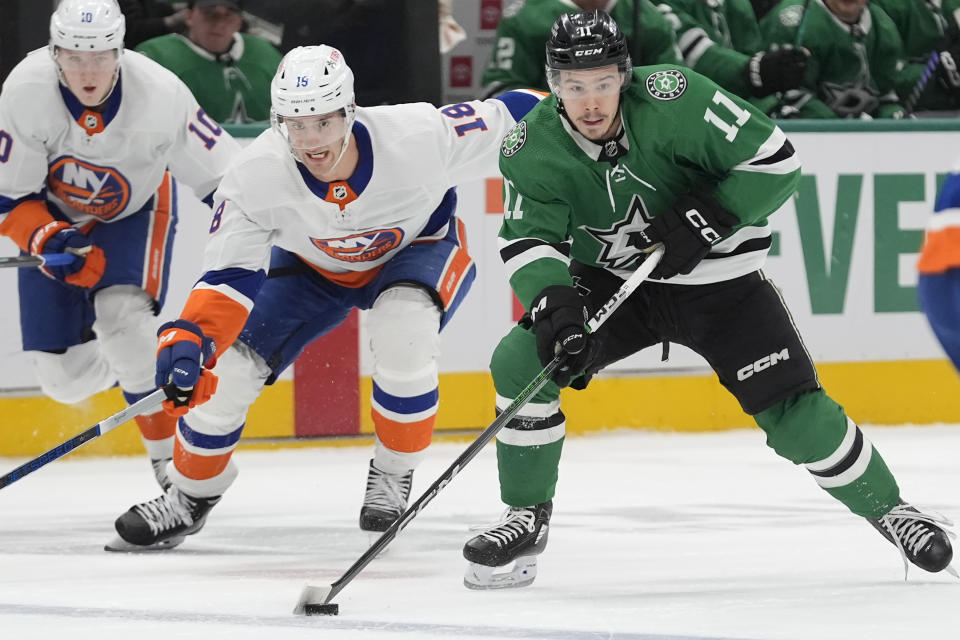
[868,500,957,577]
[106,486,220,552]
[463,500,552,590]
[359,460,413,533]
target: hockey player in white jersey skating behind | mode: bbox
[0,0,239,502]
[112,45,544,549]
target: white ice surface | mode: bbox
[2,425,959,640]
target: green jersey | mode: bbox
[481,0,681,98]
[497,65,800,308]
[759,0,906,118]
[657,0,765,98]
[136,33,282,123]
[874,0,960,110]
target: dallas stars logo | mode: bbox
[646,70,687,101]
[501,121,526,157]
[580,194,652,269]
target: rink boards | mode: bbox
[2,120,960,456]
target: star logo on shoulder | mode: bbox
[580,194,652,269]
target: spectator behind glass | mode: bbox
[118,0,188,48]
[135,0,281,123]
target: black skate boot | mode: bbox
[359,460,413,532]
[107,486,220,552]
[868,500,956,577]
[463,500,552,590]
[150,457,172,491]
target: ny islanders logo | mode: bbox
[311,228,405,263]
[47,156,131,221]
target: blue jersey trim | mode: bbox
[58,72,123,128]
[178,418,244,450]
[936,173,960,212]
[492,90,542,123]
[373,381,439,414]
[197,267,266,301]
[0,191,44,216]
[295,121,374,200]
[419,188,458,238]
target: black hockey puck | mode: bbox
[304,603,340,616]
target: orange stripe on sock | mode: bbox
[173,439,234,480]
[134,411,177,441]
[372,410,435,453]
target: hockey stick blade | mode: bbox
[0,388,166,490]
[0,254,77,269]
[292,245,664,615]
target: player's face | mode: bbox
[557,66,623,141]
[285,112,353,179]
[185,5,243,54]
[824,0,867,23]
[55,49,119,107]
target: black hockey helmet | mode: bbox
[545,10,632,94]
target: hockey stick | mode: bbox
[903,51,942,117]
[0,388,166,490]
[0,254,77,269]
[293,245,665,616]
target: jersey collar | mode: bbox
[559,107,630,164]
[177,33,245,63]
[296,120,374,203]
[817,0,872,35]
[59,71,123,136]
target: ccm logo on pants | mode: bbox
[737,348,790,381]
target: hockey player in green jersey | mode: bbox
[759,0,906,118]
[136,0,281,123]
[462,9,954,590]
[657,0,809,100]
[480,0,681,99]
[874,0,960,112]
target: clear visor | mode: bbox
[547,65,629,101]
[278,111,350,151]
[55,48,119,72]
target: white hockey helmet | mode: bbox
[270,46,358,167]
[49,0,126,53]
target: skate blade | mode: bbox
[103,534,186,552]
[463,556,538,590]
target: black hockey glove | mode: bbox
[745,45,809,98]
[630,194,738,280]
[529,285,599,388]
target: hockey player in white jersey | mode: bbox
[0,0,239,501]
[111,45,544,549]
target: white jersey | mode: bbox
[0,48,240,226]
[180,91,544,350]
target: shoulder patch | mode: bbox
[501,120,527,157]
[779,5,804,27]
[645,70,687,101]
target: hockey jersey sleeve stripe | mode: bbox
[0,198,56,251]
[143,173,175,301]
[498,237,569,263]
[733,129,800,175]
[502,243,571,280]
[180,288,252,360]
[677,28,714,68]
[196,267,266,305]
[492,89,548,122]
[373,381,439,415]
[918,214,960,274]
